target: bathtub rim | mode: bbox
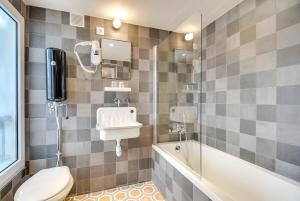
[152,142,234,201]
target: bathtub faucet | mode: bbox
[176,123,187,143]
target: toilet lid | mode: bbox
[15,166,72,201]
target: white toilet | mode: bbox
[14,166,73,201]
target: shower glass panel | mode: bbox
[153,19,202,175]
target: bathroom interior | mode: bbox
[1,0,300,200]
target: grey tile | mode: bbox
[165,174,173,193]
[277,44,300,67]
[216,54,226,67]
[227,62,240,77]
[227,76,240,90]
[256,70,276,87]
[254,0,276,22]
[173,168,183,186]
[256,34,276,55]
[30,145,46,160]
[255,154,275,171]
[277,142,300,166]
[240,73,256,89]
[76,27,90,40]
[275,159,300,182]
[256,137,276,158]
[256,87,276,104]
[227,20,239,37]
[276,3,300,31]
[240,119,256,135]
[77,167,90,179]
[61,11,69,25]
[77,154,90,168]
[46,9,62,24]
[277,85,300,104]
[45,22,61,36]
[256,15,276,39]
[216,128,226,141]
[181,176,193,200]
[240,26,256,45]
[193,185,210,201]
[77,129,91,142]
[103,163,116,175]
[116,173,127,186]
[29,33,45,48]
[277,123,300,148]
[216,104,226,116]
[216,91,226,104]
[29,20,46,34]
[62,38,75,52]
[240,148,255,163]
[29,6,45,20]
[257,105,276,122]
[277,22,300,49]
[226,131,240,146]
[104,151,116,163]
[277,105,300,124]
[216,65,226,79]
[240,104,256,120]
[240,89,256,104]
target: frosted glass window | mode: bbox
[0,6,18,173]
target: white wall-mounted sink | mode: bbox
[96,107,142,156]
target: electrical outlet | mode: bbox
[96,27,104,35]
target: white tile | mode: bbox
[240,41,256,61]
[29,48,45,62]
[277,64,300,86]
[256,87,276,104]
[29,90,46,104]
[240,104,256,120]
[276,0,300,12]
[77,104,91,117]
[240,133,256,152]
[90,91,104,104]
[226,117,240,132]
[277,23,300,49]
[227,32,240,50]
[256,15,276,39]
[227,90,240,104]
[277,123,300,147]
[256,121,276,140]
[256,51,276,72]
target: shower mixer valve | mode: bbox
[47,102,69,119]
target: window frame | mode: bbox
[0,0,25,189]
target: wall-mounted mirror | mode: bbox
[101,39,131,80]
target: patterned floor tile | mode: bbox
[66,181,165,201]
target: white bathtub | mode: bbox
[152,140,300,201]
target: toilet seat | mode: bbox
[14,166,73,201]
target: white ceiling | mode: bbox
[24,0,243,33]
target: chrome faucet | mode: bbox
[113,98,121,107]
[169,123,187,152]
[123,97,130,107]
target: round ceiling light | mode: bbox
[184,32,194,41]
[112,18,122,29]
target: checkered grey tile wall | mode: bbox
[199,0,300,183]
[25,5,192,195]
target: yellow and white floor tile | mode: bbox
[65,181,165,201]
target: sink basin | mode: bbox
[96,107,142,141]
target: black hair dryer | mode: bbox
[46,48,67,102]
